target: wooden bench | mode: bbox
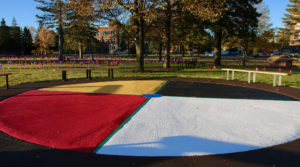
[56,67,119,81]
[0,73,12,89]
[178,58,205,69]
[184,59,198,68]
[222,68,290,87]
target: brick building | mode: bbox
[95,23,120,54]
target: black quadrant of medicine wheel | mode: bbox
[0,80,300,167]
[157,81,297,100]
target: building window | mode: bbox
[111,31,115,36]
[96,32,100,36]
[111,38,115,44]
[103,31,109,37]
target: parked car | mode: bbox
[205,52,214,57]
[114,49,128,55]
[205,50,242,57]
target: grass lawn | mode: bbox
[0,56,300,89]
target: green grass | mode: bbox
[1,59,300,89]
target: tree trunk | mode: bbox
[159,41,162,61]
[135,12,145,72]
[181,45,185,57]
[58,0,64,61]
[127,39,130,56]
[78,42,83,59]
[214,30,222,66]
[58,25,64,61]
[242,40,248,66]
[163,0,171,69]
[190,43,194,56]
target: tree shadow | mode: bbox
[1,134,300,167]
[98,135,259,156]
[92,85,122,94]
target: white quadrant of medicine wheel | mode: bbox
[96,96,300,156]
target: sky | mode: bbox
[0,0,292,29]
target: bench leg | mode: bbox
[108,69,111,78]
[6,75,9,89]
[88,70,92,80]
[62,71,67,81]
[227,70,229,80]
[273,75,276,87]
[111,69,114,79]
[253,72,256,83]
[278,75,282,86]
[248,72,251,83]
[86,70,89,78]
[232,71,235,80]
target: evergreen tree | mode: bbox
[65,0,97,59]
[283,0,300,45]
[0,18,10,52]
[10,18,22,54]
[22,27,33,54]
[35,0,67,60]
[11,17,18,27]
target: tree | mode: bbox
[146,0,174,67]
[236,1,261,65]
[65,0,97,59]
[161,0,172,68]
[276,28,290,48]
[22,27,33,55]
[251,3,275,52]
[282,0,300,45]
[35,0,66,60]
[148,28,163,60]
[38,25,56,55]
[98,0,156,72]
[209,0,262,66]
[174,0,226,65]
[150,0,226,68]
[194,31,214,54]
[0,18,10,53]
[11,17,18,27]
[10,18,22,54]
[26,26,37,41]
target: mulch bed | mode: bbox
[1,77,300,167]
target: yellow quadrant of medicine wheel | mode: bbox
[40,80,166,95]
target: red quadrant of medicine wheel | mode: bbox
[0,90,148,152]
